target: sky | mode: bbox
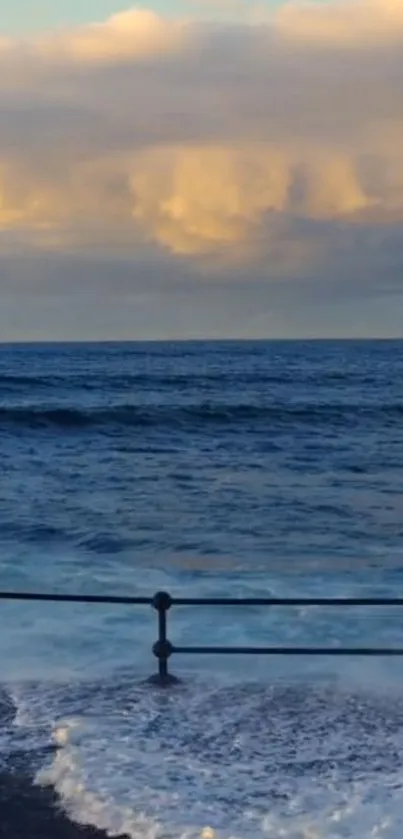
[1,0,276,32]
[1,1,187,32]
[1,0,403,340]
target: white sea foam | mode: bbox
[21,676,403,839]
[37,727,403,839]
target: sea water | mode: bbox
[1,339,403,838]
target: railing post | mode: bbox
[151,591,178,685]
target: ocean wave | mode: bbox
[0,401,402,430]
[0,371,289,392]
[0,369,378,393]
[0,406,95,428]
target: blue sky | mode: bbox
[1,2,175,32]
[0,0,266,33]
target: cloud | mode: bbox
[43,9,188,63]
[0,0,403,293]
[275,0,403,47]
[0,8,187,64]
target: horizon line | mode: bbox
[1,336,403,347]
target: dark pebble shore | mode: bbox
[0,769,130,839]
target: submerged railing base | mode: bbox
[147,672,181,687]
[2,588,403,684]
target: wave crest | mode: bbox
[0,401,402,430]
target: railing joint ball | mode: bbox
[152,591,172,611]
[153,639,174,659]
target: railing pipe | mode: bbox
[0,591,150,605]
[173,645,403,656]
[1,589,403,684]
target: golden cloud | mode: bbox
[275,0,403,47]
[42,9,187,63]
[0,1,403,268]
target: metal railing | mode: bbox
[2,589,403,683]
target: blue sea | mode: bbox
[1,339,403,839]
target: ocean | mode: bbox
[1,339,403,839]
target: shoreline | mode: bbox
[0,768,129,839]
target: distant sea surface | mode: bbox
[1,340,403,839]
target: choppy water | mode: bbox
[1,339,403,839]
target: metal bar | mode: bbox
[172,645,403,656]
[1,592,403,607]
[158,607,168,680]
[170,597,403,607]
[0,592,151,605]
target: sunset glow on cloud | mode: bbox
[1,1,403,338]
